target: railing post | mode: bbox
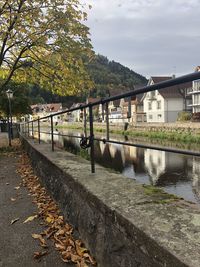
[128,97,132,122]
[7,115,11,146]
[105,102,109,141]
[89,105,95,173]
[84,108,87,137]
[50,115,54,151]
[27,122,29,137]
[38,118,40,144]
[102,103,104,122]
[32,121,34,139]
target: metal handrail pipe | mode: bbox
[94,138,200,157]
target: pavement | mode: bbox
[0,134,74,267]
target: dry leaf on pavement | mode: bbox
[14,186,20,190]
[11,218,19,225]
[17,153,97,266]
[33,250,48,259]
[32,233,47,248]
[23,215,38,223]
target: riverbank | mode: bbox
[56,122,200,144]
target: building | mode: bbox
[68,103,84,122]
[98,90,123,122]
[120,93,146,124]
[31,103,63,122]
[143,76,192,123]
[187,66,200,113]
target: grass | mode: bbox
[57,123,200,145]
[142,184,182,204]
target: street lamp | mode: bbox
[6,89,13,146]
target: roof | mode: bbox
[31,103,62,113]
[87,97,100,104]
[45,103,62,112]
[158,82,192,98]
[108,90,123,107]
[148,76,192,99]
[151,76,172,84]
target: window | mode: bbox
[150,91,155,98]
[157,114,162,119]
[157,101,161,109]
[148,102,152,110]
[137,115,142,122]
[149,115,153,120]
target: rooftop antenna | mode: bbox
[172,66,177,78]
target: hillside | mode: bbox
[87,55,147,97]
[29,54,147,105]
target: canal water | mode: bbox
[38,128,200,204]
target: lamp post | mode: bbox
[6,89,13,146]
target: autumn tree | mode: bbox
[0,0,93,95]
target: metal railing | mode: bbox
[21,71,200,173]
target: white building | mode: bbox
[143,76,192,123]
[187,66,200,113]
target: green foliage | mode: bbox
[0,0,93,95]
[177,111,192,121]
[87,55,147,97]
[28,83,84,106]
[0,81,31,117]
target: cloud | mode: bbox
[85,0,200,77]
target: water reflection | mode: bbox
[38,129,200,204]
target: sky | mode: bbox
[85,0,200,78]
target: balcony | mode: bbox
[187,86,200,95]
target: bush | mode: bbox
[177,111,192,121]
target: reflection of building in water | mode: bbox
[144,149,166,184]
[144,149,190,185]
[192,157,200,199]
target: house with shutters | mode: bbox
[142,76,192,123]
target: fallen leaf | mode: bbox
[6,183,9,185]
[55,243,66,251]
[10,198,16,202]
[14,186,20,190]
[32,234,47,247]
[71,254,81,263]
[46,215,54,224]
[83,253,97,265]
[23,215,38,223]
[11,218,19,225]
[33,250,48,259]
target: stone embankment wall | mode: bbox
[21,135,200,267]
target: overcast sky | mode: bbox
[85,0,200,78]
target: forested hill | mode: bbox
[29,55,147,105]
[87,55,147,97]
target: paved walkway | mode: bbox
[0,133,8,147]
[0,138,74,267]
